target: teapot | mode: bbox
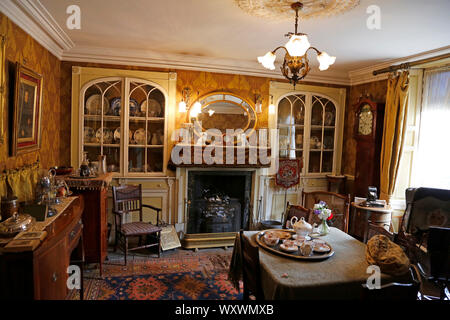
[290,216,313,237]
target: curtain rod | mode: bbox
[372,53,450,76]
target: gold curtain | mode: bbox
[3,163,41,202]
[380,71,409,202]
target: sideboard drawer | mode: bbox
[67,219,83,251]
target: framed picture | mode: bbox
[11,63,42,155]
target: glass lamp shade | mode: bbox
[255,102,262,114]
[178,100,187,113]
[285,34,310,57]
[317,52,336,71]
[190,101,202,117]
[257,52,276,70]
[268,103,276,115]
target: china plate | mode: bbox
[325,111,335,126]
[279,244,298,252]
[129,98,139,116]
[114,127,133,143]
[140,99,162,117]
[265,230,291,240]
[133,128,147,145]
[86,94,109,115]
[84,126,95,143]
[313,242,331,253]
[109,97,121,116]
[95,128,114,144]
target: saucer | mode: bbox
[279,244,298,252]
[313,243,331,253]
[292,234,311,241]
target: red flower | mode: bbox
[327,211,334,220]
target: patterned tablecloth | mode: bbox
[58,172,113,191]
[230,227,409,300]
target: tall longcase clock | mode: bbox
[353,98,385,197]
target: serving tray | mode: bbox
[255,229,335,260]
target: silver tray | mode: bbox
[255,229,335,260]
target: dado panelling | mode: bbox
[0,13,61,171]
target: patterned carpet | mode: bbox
[67,248,242,300]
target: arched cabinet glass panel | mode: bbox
[308,95,336,174]
[127,80,166,174]
[277,94,305,159]
[82,79,122,173]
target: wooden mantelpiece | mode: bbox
[170,144,272,168]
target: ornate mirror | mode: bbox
[188,92,257,137]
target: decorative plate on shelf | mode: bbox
[129,98,139,117]
[133,128,147,145]
[325,111,335,126]
[323,136,334,149]
[84,127,95,143]
[140,99,162,117]
[113,127,133,143]
[86,94,110,115]
[310,136,320,149]
[109,97,121,116]
[95,128,113,144]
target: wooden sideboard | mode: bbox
[0,196,84,300]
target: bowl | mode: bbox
[263,233,279,246]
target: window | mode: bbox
[413,67,450,189]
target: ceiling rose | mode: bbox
[235,0,360,20]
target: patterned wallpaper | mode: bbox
[0,13,62,171]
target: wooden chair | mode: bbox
[302,191,351,233]
[366,222,395,242]
[283,202,311,229]
[112,184,162,265]
[361,266,421,300]
[239,230,264,300]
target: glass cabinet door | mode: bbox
[277,94,305,160]
[308,95,336,174]
[82,79,122,173]
[127,80,166,174]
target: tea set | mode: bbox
[262,217,331,257]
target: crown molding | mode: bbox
[62,45,352,86]
[348,46,450,86]
[16,0,74,50]
[0,0,66,58]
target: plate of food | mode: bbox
[86,94,109,115]
[141,99,162,117]
[265,230,292,240]
[95,128,113,144]
[133,128,147,145]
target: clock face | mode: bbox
[358,104,373,135]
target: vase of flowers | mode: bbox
[313,201,333,235]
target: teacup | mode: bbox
[299,241,314,256]
[263,233,279,246]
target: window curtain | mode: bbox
[414,67,450,189]
[380,71,409,202]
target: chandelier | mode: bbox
[257,2,336,87]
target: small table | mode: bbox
[232,228,404,299]
[59,172,113,276]
[350,202,393,243]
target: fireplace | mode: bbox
[186,171,253,234]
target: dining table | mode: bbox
[230,227,408,300]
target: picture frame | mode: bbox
[10,63,43,156]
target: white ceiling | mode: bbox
[5,0,450,84]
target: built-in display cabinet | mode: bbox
[262,81,347,222]
[71,67,177,236]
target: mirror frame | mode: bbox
[187,91,258,139]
